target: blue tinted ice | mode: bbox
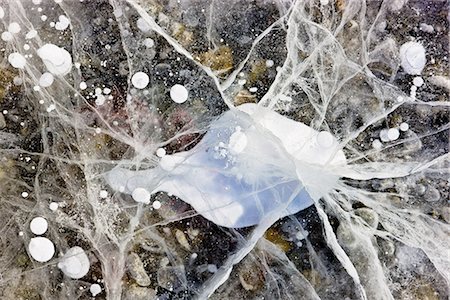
[106,104,346,228]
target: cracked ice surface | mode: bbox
[0,0,448,300]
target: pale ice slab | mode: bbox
[106,104,346,228]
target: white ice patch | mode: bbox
[131,71,149,89]
[99,190,108,198]
[57,246,90,279]
[170,84,188,103]
[37,44,73,76]
[8,53,26,69]
[28,237,55,262]
[156,147,166,157]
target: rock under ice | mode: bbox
[106,104,346,228]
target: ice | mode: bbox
[29,217,48,235]
[1,31,13,41]
[131,187,151,204]
[170,84,189,103]
[0,0,448,299]
[39,72,54,87]
[399,42,427,75]
[131,71,149,89]
[37,44,72,76]
[90,283,102,296]
[7,22,20,34]
[28,237,55,263]
[8,53,26,69]
[49,202,59,211]
[57,246,90,279]
[106,103,346,228]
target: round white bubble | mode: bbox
[37,44,73,76]
[49,202,59,211]
[8,22,21,34]
[265,59,274,68]
[379,129,390,142]
[1,31,13,41]
[30,217,48,235]
[399,41,426,75]
[170,84,189,104]
[57,246,90,279]
[387,128,400,141]
[132,187,151,204]
[152,200,161,209]
[39,72,54,87]
[372,139,382,150]
[90,284,102,296]
[399,122,409,132]
[8,53,26,69]
[413,76,424,87]
[28,237,55,262]
[144,38,155,48]
[156,148,166,157]
[131,72,149,89]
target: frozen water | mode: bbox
[0,0,448,300]
[106,102,344,227]
[29,217,48,235]
[57,246,90,279]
